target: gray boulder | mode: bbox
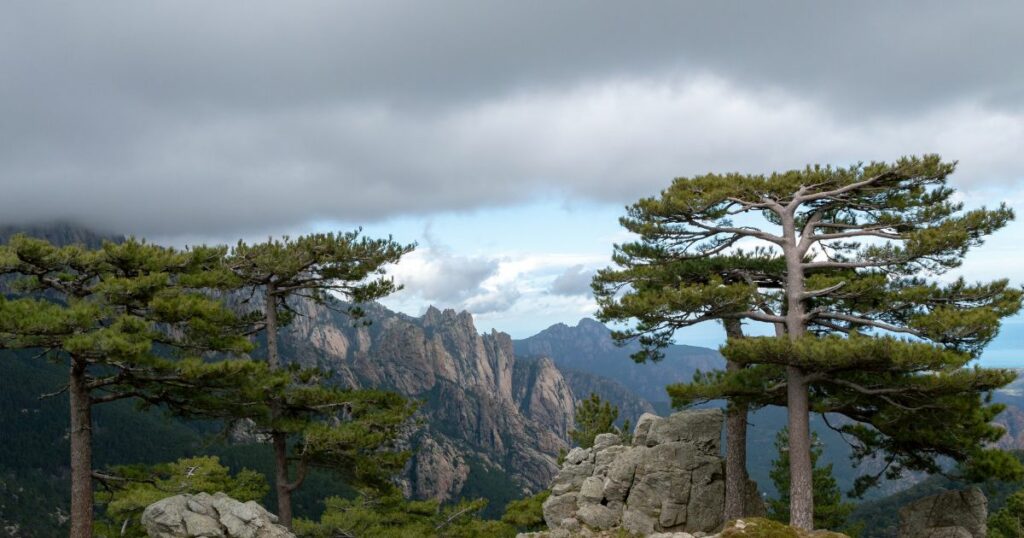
[645,409,722,455]
[142,492,294,538]
[541,492,579,529]
[897,487,987,538]
[541,409,726,535]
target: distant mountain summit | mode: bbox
[0,221,123,248]
[513,318,724,404]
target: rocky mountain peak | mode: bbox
[280,299,574,501]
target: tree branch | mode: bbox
[685,219,785,245]
[795,171,898,204]
[38,384,69,400]
[808,312,921,336]
[800,281,847,299]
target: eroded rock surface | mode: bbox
[897,487,987,538]
[142,492,294,538]
[541,409,727,535]
[275,301,575,502]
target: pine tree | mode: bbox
[570,393,623,449]
[0,236,256,538]
[223,231,415,528]
[592,155,1022,528]
[767,428,854,531]
[989,488,1024,538]
[501,490,550,532]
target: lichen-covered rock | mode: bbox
[540,409,727,535]
[897,487,987,538]
[142,492,294,538]
[633,413,659,446]
[542,492,579,529]
[645,409,722,454]
[593,433,621,451]
[577,503,618,530]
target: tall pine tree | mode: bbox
[595,155,1021,528]
[223,231,415,528]
[0,236,256,538]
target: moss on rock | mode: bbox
[720,518,849,538]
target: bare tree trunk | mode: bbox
[69,357,93,538]
[273,433,294,529]
[785,365,813,528]
[264,284,294,528]
[722,319,750,521]
[782,213,814,530]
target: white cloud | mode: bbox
[549,264,596,296]
[463,285,522,315]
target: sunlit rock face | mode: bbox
[541,409,728,536]
[277,300,576,501]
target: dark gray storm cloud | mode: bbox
[2,1,1023,235]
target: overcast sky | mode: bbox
[2,2,1023,364]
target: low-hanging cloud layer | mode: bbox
[2,1,1023,237]
[5,2,1024,345]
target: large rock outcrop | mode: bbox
[897,487,987,538]
[541,409,727,536]
[141,492,294,538]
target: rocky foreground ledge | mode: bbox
[536,409,764,536]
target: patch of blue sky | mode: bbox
[307,193,1023,367]
[310,198,629,257]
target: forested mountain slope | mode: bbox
[513,317,724,405]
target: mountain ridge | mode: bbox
[513,317,724,404]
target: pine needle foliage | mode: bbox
[220,230,416,527]
[293,489,515,538]
[93,456,268,538]
[767,429,855,532]
[0,235,258,537]
[989,488,1024,538]
[570,392,629,449]
[590,155,1023,528]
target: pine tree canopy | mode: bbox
[569,393,622,449]
[0,235,257,409]
[227,230,415,319]
[591,155,1023,524]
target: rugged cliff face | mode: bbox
[275,300,575,501]
[994,371,1024,451]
